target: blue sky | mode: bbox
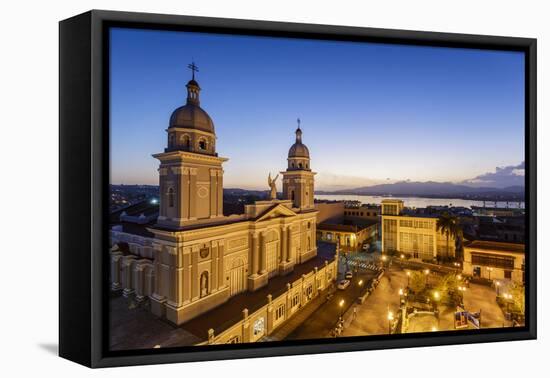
[110,28,525,190]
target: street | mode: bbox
[287,251,379,340]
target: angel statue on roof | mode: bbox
[268,173,279,200]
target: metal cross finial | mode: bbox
[297,118,301,129]
[188,61,199,80]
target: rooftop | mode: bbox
[317,218,378,232]
[464,240,525,254]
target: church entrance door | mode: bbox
[266,242,278,278]
[229,258,245,296]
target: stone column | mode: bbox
[266,294,274,334]
[218,242,225,288]
[281,227,288,264]
[259,231,267,274]
[211,243,218,291]
[191,247,199,299]
[242,308,250,343]
[251,233,259,276]
[189,168,198,219]
[183,250,191,303]
[287,227,293,262]
[166,246,183,307]
[210,169,217,218]
[217,170,224,216]
[110,252,123,291]
[179,167,190,220]
[133,264,144,301]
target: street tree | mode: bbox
[436,212,463,261]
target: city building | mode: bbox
[380,199,456,260]
[477,216,525,243]
[110,72,337,330]
[314,201,379,250]
[344,203,380,220]
[462,240,525,283]
[316,221,378,249]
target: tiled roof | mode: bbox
[465,240,525,254]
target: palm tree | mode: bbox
[436,212,463,261]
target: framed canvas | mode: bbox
[59,10,537,368]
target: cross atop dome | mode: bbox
[295,118,303,143]
[185,61,201,105]
[187,61,199,80]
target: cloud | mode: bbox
[462,162,525,188]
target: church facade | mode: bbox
[110,71,332,327]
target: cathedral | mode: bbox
[110,68,334,328]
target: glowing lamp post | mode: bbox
[339,299,345,320]
[406,271,411,287]
[433,291,440,311]
[424,269,430,286]
[495,281,501,296]
[387,310,394,334]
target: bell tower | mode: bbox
[282,119,316,210]
[153,63,227,228]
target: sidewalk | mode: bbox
[263,288,331,341]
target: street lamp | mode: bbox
[424,269,430,286]
[495,281,501,296]
[503,293,512,313]
[358,279,363,287]
[406,271,411,287]
[432,290,440,311]
[339,299,345,319]
[387,310,394,334]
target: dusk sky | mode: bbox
[110,28,525,191]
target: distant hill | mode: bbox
[316,181,524,199]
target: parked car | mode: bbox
[345,271,353,279]
[337,279,351,290]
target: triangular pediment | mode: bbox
[254,203,297,222]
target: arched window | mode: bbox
[306,163,309,169]
[168,133,175,147]
[198,138,207,150]
[200,271,209,298]
[167,187,175,208]
[298,162,303,169]
[291,162,295,168]
[307,236,311,250]
[291,190,295,201]
[180,134,191,149]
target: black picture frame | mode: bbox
[59,9,537,368]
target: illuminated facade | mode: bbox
[109,73,333,327]
[381,199,456,260]
[463,240,524,283]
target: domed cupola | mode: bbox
[165,62,217,156]
[287,119,311,171]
